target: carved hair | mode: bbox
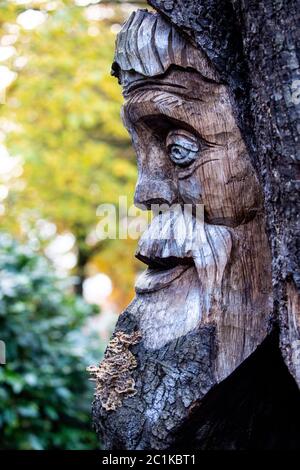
[111,9,219,86]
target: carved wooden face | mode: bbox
[92,13,273,436]
[122,67,262,227]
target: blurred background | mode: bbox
[0,0,147,449]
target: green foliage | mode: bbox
[1,1,142,308]
[5,2,134,229]
[0,232,102,449]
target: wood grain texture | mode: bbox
[149,0,300,389]
[91,9,274,449]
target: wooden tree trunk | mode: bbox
[91,1,300,449]
[149,0,300,388]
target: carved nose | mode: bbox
[134,175,177,210]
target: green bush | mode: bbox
[0,233,101,449]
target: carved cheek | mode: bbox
[195,162,229,221]
[178,175,203,205]
[196,156,261,225]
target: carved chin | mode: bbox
[131,265,203,350]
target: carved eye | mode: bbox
[166,130,199,166]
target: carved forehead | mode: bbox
[112,9,219,85]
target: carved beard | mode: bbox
[132,207,232,350]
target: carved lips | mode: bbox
[135,206,232,297]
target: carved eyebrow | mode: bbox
[123,97,206,144]
[124,79,187,96]
[124,109,198,140]
[123,90,185,125]
[124,90,231,144]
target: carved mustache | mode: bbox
[136,206,232,290]
[136,206,199,268]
